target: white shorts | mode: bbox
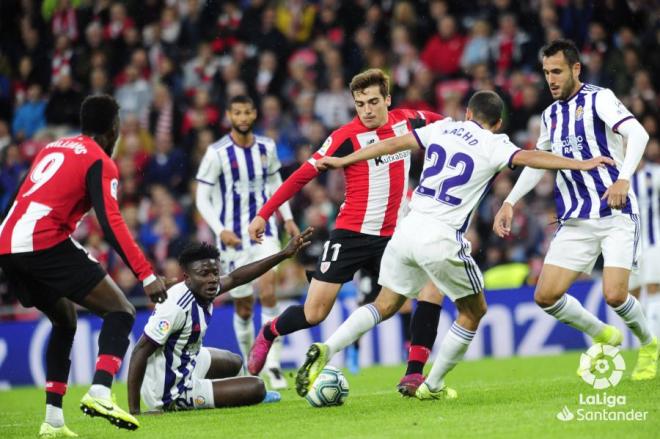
[219,238,280,298]
[629,245,660,290]
[378,211,483,302]
[544,215,640,275]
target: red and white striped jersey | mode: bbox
[0,135,153,281]
[258,109,443,236]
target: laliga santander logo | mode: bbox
[579,343,626,389]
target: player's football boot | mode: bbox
[80,392,139,430]
[415,382,457,401]
[38,422,78,438]
[295,343,329,397]
[632,336,658,381]
[397,373,425,397]
[248,325,274,375]
[577,325,623,376]
[265,367,288,390]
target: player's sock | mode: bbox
[326,304,382,356]
[263,305,312,342]
[406,301,441,375]
[262,305,282,369]
[426,322,475,391]
[612,294,653,345]
[646,294,660,337]
[44,325,75,427]
[90,311,133,396]
[233,312,255,363]
[542,294,605,338]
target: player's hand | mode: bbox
[284,219,300,238]
[602,179,630,210]
[579,156,615,171]
[282,227,313,257]
[493,202,514,238]
[248,216,266,243]
[144,277,168,304]
[315,157,344,171]
[220,230,242,248]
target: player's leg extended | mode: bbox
[603,267,658,380]
[257,269,287,389]
[77,275,139,430]
[197,347,243,379]
[38,298,79,438]
[248,279,342,375]
[399,282,444,396]
[295,287,407,396]
[211,377,267,407]
[417,293,486,401]
[233,295,255,368]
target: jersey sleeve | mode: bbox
[267,142,282,175]
[536,111,552,151]
[86,158,154,281]
[490,134,522,171]
[418,110,444,123]
[595,88,635,134]
[309,128,355,161]
[412,119,451,149]
[143,301,185,345]
[196,148,221,185]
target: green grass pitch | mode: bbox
[1,350,657,438]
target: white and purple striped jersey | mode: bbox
[410,118,521,232]
[141,282,212,410]
[631,163,660,249]
[538,83,639,220]
[196,134,290,249]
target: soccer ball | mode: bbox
[305,366,349,407]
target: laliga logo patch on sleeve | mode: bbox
[318,136,333,155]
[110,178,118,200]
[155,320,171,336]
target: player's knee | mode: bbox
[122,301,136,318]
[228,352,243,376]
[374,300,399,320]
[235,298,253,320]
[304,306,329,325]
[603,288,627,308]
[534,289,557,309]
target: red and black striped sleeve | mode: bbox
[86,158,154,281]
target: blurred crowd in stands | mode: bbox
[0,0,659,318]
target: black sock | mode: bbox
[406,301,441,375]
[93,311,134,387]
[45,325,75,407]
[400,311,412,343]
[263,305,312,341]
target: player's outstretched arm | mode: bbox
[316,133,418,171]
[127,335,160,415]
[512,150,615,171]
[221,227,313,292]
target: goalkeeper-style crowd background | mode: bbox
[0,0,658,384]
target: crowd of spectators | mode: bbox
[0,0,659,318]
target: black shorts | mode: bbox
[313,229,391,284]
[0,238,106,310]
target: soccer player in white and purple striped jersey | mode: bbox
[195,95,300,389]
[495,39,658,381]
[629,155,660,338]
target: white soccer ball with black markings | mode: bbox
[305,366,349,407]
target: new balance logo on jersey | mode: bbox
[374,151,409,166]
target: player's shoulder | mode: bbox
[208,135,233,153]
[166,282,196,310]
[254,134,276,149]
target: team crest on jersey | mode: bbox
[575,105,584,121]
[260,151,268,167]
[320,261,331,273]
[110,179,118,200]
[318,136,333,155]
[195,396,206,406]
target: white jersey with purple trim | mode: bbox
[141,282,213,410]
[195,134,286,248]
[410,118,521,231]
[538,83,639,220]
[631,163,660,249]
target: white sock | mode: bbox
[88,384,111,400]
[326,304,381,356]
[426,322,475,391]
[646,294,660,338]
[262,305,282,369]
[233,313,254,364]
[613,294,653,345]
[542,294,606,338]
[45,404,64,428]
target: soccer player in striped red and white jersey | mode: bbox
[247,69,444,394]
[495,39,658,380]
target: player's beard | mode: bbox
[559,76,576,101]
[232,123,253,136]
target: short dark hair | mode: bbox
[80,94,119,135]
[467,90,504,126]
[178,242,220,268]
[228,94,255,108]
[350,68,390,98]
[541,39,581,66]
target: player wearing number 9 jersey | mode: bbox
[297,90,614,401]
[0,95,167,436]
